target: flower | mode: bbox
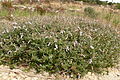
[90,45,94,49]
[66,46,70,51]
[80,32,83,36]
[20,33,24,38]
[88,58,93,64]
[7,50,12,54]
[73,40,78,47]
[60,30,65,34]
[47,42,51,46]
[54,44,58,50]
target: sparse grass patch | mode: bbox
[0,9,9,17]
[0,9,40,18]
[112,18,120,27]
[84,7,98,18]
[13,9,38,17]
[0,15,119,78]
[104,13,114,22]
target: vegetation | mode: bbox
[0,15,120,78]
[84,7,98,18]
[116,3,120,9]
[1,0,13,10]
[75,0,106,5]
[0,0,120,79]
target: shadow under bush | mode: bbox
[0,16,120,78]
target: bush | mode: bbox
[115,3,120,9]
[84,7,98,18]
[35,5,46,15]
[107,2,113,6]
[1,1,13,9]
[0,16,119,78]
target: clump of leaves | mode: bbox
[84,7,98,18]
[0,16,120,78]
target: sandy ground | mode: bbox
[0,63,120,80]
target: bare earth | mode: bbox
[0,63,120,80]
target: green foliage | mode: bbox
[115,3,120,9]
[0,16,120,78]
[0,9,9,17]
[84,7,98,18]
[107,2,113,6]
[104,13,113,21]
[112,18,120,26]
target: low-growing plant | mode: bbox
[0,16,119,78]
[104,13,113,22]
[35,5,46,15]
[84,7,98,18]
[112,18,120,27]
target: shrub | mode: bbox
[0,16,119,78]
[35,5,46,15]
[84,7,98,18]
[107,2,113,6]
[115,3,120,9]
[1,1,13,9]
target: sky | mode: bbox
[100,0,120,3]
